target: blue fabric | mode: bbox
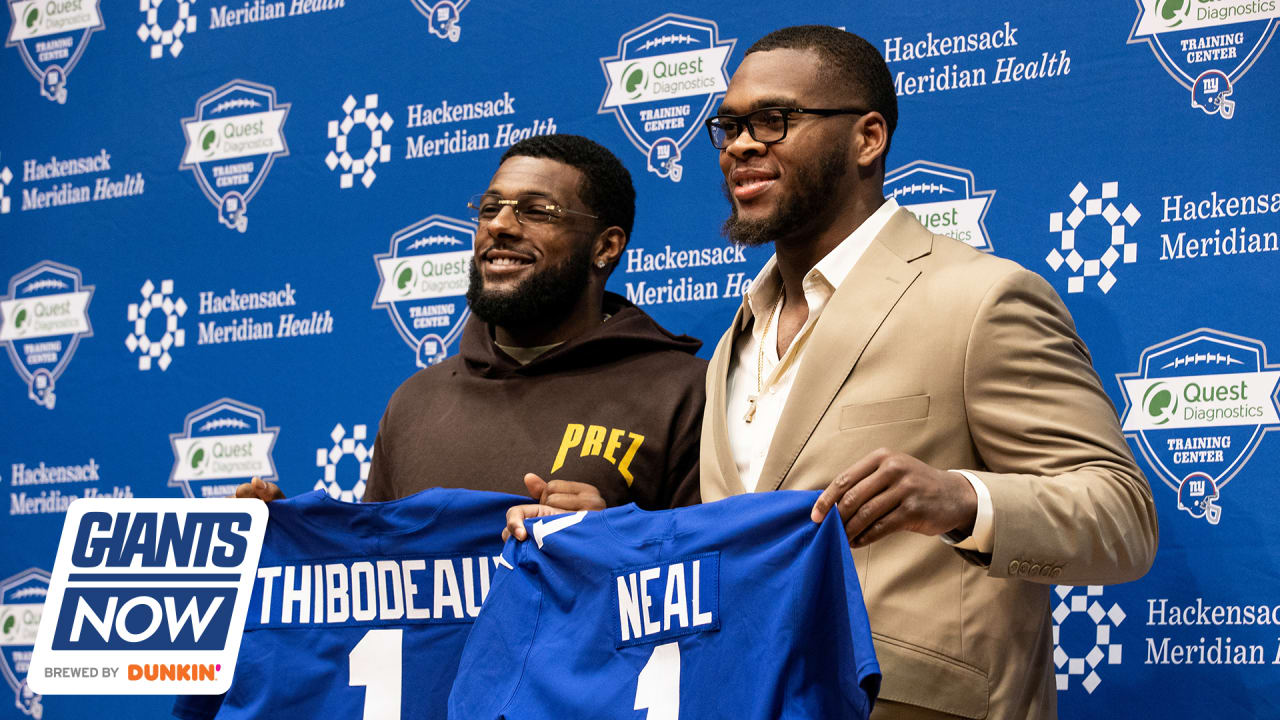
[449,490,880,719]
[215,488,522,720]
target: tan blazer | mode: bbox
[701,210,1158,719]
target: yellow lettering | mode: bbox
[617,432,645,485]
[581,425,607,458]
[603,428,626,464]
[551,424,585,474]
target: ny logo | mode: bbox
[1203,77,1219,93]
[1188,479,1206,496]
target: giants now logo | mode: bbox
[27,499,265,694]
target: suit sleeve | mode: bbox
[960,268,1158,584]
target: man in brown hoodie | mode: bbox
[238,134,705,511]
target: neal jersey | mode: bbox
[215,488,522,720]
[448,490,880,719]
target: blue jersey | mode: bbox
[212,488,522,720]
[448,490,880,719]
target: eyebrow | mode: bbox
[481,189,558,201]
[716,96,800,114]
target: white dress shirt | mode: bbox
[724,198,994,552]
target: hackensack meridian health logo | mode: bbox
[409,0,467,42]
[180,79,291,233]
[316,422,373,502]
[1,152,12,213]
[1118,328,1280,525]
[125,278,187,371]
[373,214,474,368]
[0,567,49,718]
[325,93,395,189]
[1,261,94,410]
[1128,0,1278,118]
[136,0,196,59]
[170,398,279,499]
[884,160,996,252]
[1045,181,1141,294]
[600,14,734,183]
[1052,585,1126,694]
[5,0,103,103]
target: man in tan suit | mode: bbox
[701,26,1158,719]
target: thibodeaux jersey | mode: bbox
[448,490,881,719]
[208,488,523,719]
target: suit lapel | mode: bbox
[758,209,932,491]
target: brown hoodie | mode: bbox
[365,293,705,509]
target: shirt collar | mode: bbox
[738,197,901,328]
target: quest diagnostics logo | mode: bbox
[1045,181,1141,294]
[1128,0,1279,118]
[600,14,734,183]
[1,261,94,409]
[0,568,49,717]
[373,215,474,367]
[5,0,103,103]
[885,160,996,252]
[409,0,467,42]
[1119,328,1280,525]
[180,79,290,232]
[170,398,279,499]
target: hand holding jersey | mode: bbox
[811,449,978,546]
[504,472,607,541]
[233,475,284,502]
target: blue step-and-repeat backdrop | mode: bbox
[2,1,1278,717]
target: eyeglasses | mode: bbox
[466,193,598,225]
[704,106,869,149]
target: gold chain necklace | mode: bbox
[744,292,782,423]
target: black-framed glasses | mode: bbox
[466,194,598,225]
[704,106,869,149]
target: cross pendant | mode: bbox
[744,395,758,423]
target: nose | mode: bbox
[724,125,765,160]
[485,203,521,237]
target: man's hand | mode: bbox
[503,473,605,541]
[810,448,977,547]
[233,476,285,502]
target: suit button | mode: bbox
[1029,564,1041,576]
[1051,567,1063,578]
[1040,565,1053,577]
[1008,560,1020,575]
[1019,562,1030,576]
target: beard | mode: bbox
[465,239,595,331]
[721,138,851,247]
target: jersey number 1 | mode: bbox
[349,628,403,719]
[634,641,680,719]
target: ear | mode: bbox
[853,112,888,171]
[592,226,627,271]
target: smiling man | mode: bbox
[699,26,1157,719]
[363,134,705,510]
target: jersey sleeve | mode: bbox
[446,538,541,720]
[170,693,223,720]
[814,508,881,717]
[783,507,885,712]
